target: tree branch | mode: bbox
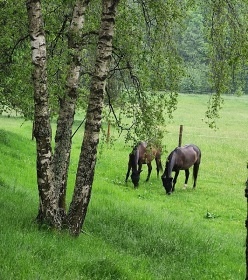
[9,35,29,62]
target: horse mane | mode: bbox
[130,142,143,170]
[129,152,137,171]
[167,147,178,162]
[165,148,177,177]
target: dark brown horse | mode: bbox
[161,144,201,194]
[125,141,163,188]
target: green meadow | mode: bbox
[0,94,247,279]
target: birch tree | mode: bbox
[67,0,120,235]
[52,0,90,221]
[26,0,59,227]
[27,0,119,235]
[26,0,91,229]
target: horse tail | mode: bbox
[193,164,199,181]
[155,151,163,178]
[125,153,132,182]
[192,147,201,188]
[158,157,163,172]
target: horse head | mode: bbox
[161,176,173,195]
[131,170,143,187]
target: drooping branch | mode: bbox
[49,14,70,57]
[9,35,29,62]
[137,0,154,37]
[105,86,135,133]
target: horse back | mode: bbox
[173,144,201,169]
[137,142,161,164]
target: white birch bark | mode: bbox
[26,0,60,227]
[67,0,120,236]
[52,0,90,219]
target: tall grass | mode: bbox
[0,94,247,279]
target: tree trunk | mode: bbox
[26,0,60,227]
[52,0,90,220]
[67,0,120,236]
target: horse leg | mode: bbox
[192,163,200,188]
[146,162,152,182]
[184,169,189,189]
[172,170,180,192]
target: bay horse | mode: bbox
[125,141,163,188]
[161,144,201,195]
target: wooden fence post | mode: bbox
[178,125,183,147]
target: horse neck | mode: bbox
[135,149,140,166]
[131,147,140,171]
[165,152,176,177]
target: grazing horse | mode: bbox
[125,141,163,188]
[161,144,201,195]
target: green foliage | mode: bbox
[0,0,33,117]
[104,89,178,148]
[1,0,248,139]
[205,93,224,129]
[196,0,248,127]
[235,86,245,97]
[178,7,211,93]
[105,1,191,145]
[0,94,247,279]
[114,0,187,92]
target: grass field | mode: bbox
[0,94,247,279]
